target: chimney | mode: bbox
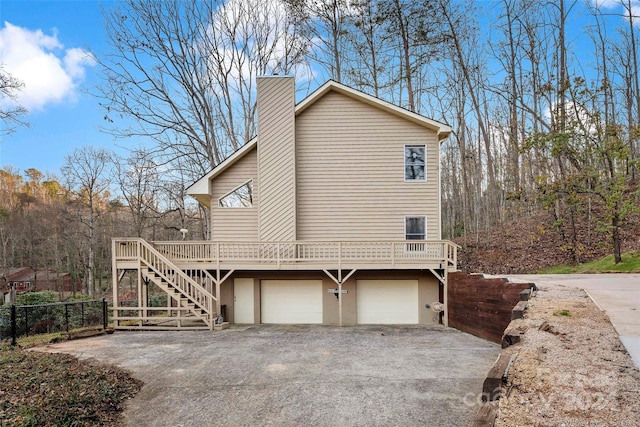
[256,76,296,241]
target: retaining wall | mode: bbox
[447,271,535,343]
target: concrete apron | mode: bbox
[39,325,500,427]
[502,274,640,369]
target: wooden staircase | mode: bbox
[112,238,219,330]
[141,268,214,329]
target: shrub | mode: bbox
[66,294,94,302]
[148,294,168,307]
[16,291,59,306]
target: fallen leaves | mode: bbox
[0,346,143,426]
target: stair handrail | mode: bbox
[136,238,217,318]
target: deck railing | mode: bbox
[114,239,458,270]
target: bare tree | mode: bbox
[113,149,161,238]
[618,0,640,178]
[285,0,351,83]
[438,0,499,225]
[375,0,450,112]
[99,0,307,178]
[346,0,392,97]
[62,147,112,296]
[489,0,526,196]
[0,66,28,135]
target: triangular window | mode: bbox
[219,180,253,208]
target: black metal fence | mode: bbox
[0,299,108,346]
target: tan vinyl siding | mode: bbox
[257,77,296,241]
[211,148,258,241]
[296,91,440,241]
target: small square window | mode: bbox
[405,145,426,181]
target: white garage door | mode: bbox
[261,280,323,324]
[357,280,419,324]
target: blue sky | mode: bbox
[0,0,115,176]
[0,0,638,177]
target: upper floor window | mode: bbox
[405,145,426,181]
[405,216,427,252]
[405,216,426,240]
[219,180,253,208]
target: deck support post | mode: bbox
[136,268,143,327]
[204,269,235,319]
[322,268,357,327]
[142,278,149,323]
[429,268,448,327]
[338,268,342,327]
[111,239,118,328]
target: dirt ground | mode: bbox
[455,209,640,275]
[493,284,640,426]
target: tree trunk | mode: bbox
[88,196,95,297]
[440,2,497,223]
[393,0,415,111]
[612,212,622,264]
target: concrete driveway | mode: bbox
[43,325,498,426]
[503,274,640,368]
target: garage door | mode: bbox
[357,280,419,324]
[261,280,323,324]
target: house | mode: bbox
[111,77,457,330]
[2,268,31,304]
[2,267,82,303]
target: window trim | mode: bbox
[218,179,254,208]
[404,144,427,182]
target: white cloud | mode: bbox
[632,4,640,24]
[64,47,95,79]
[207,0,314,88]
[590,0,640,27]
[0,22,96,111]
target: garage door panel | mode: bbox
[261,280,323,324]
[357,280,418,324]
[234,278,254,324]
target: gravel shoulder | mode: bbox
[494,284,640,426]
[505,273,640,368]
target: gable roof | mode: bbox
[3,268,71,283]
[187,80,452,206]
[187,137,257,206]
[297,80,452,139]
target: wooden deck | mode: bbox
[113,239,458,272]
